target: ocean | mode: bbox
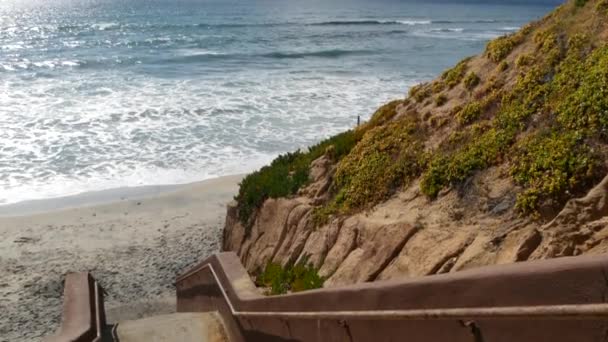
[0,0,555,205]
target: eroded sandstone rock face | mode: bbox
[530,175,608,260]
[224,156,608,288]
[223,201,246,253]
[242,198,303,272]
[326,220,418,287]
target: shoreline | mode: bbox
[0,174,245,217]
[0,173,244,342]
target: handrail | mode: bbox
[200,262,608,321]
[45,273,106,342]
[92,280,103,342]
[177,253,608,341]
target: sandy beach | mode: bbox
[0,174,243,342]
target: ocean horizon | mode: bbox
[0,0,555,205]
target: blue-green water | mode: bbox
[0,0,555,204]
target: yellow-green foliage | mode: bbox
[498,60,509,72]
[534,27,564,65]
[567,33,590,52]
[420,12,605,207]
[450,105,463,117]
[506,31,607,213]
[498,65,550,129]
[367,100,403,127]
[485,23,535,63]
[311,202,339,226]
[441,58,470,88]
[486,38,518,63]
[516,54,533,67]
[331,119,426,211]
[420,126,513,198]
[257,258,325,295]
[555,46,608,137]
[486,35,517,62]
[456,101,482,125]
[511,131,600,213]
[464,72,480,90]
[597,0,608,13]
[534,29,558,53]
[432,81,446,93]
[435,94,448,107]
[409,83,431,102]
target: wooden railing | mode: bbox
[176,253,608,342]
[45,253,608,341]
[45,273,106,342]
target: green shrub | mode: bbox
[409,83,431,102]
[567,33,590,53]
[235,130,361,230]
[331,119,426,211]
[420,127,513,197]
[435,94,448,107]
[432,81,446,93]
[485,23,534,63]
[257,257,325,295]
[511,131,601,213]
[456,102,482,125]
[516,54,533,67]
[497,65,550,130]
[597,0,608,13]
[555,46,608,138]
[236,152,309,228]
[498,60,509,71]
[486,35,518,62]
[464,72,480,90]
[441,58,470,88]
[418,21,604,204]
[367,100,402,127]
[542,33,559,53]
[575,0,589,7]
[418,156,449,198]
[311,201,340,226]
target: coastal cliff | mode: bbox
[223,0,608,289]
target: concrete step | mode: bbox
[114,312,229,342]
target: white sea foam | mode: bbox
[1,43,23,50]
[62,40,83,48]
[0,70,414,205]
[177,48,224,56]
[0,59,82,71]
[60,60,80,67]
[32,60,56,68]
[92,22,120,31]
[0,63,15,71]
[430,28,465,33]
[397,20,432,25]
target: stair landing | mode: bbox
[114,312,228,342]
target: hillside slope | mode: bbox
[223,0,608,289]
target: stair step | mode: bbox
[114,312,229,342]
